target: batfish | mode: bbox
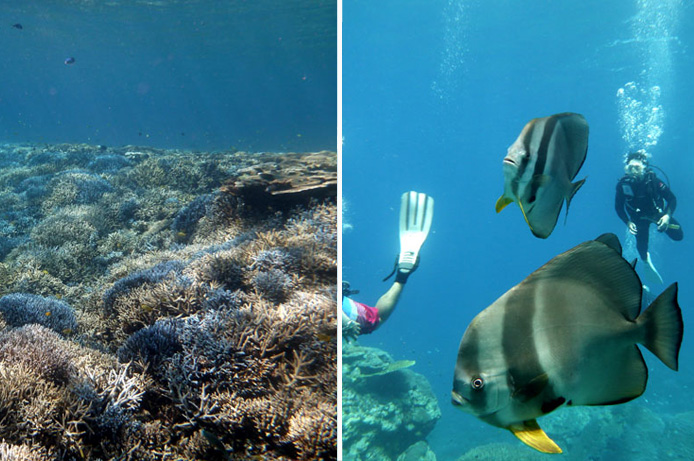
[496,112,589,238]
[452,233,682,453]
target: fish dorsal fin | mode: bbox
[508,419,562,454]
[594,232,622,255]
[495,196,514,213]
[528,238,642,320]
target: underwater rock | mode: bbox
[342,343,440,461]
[396,440,437,461]
[456,442,549,461]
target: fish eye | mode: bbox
[471,377,484,390]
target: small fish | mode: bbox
[452,233,682,453]
[316,332,335,342]
[45,311,51,317]
[496,112,589,238]
[64,57,75,65]
[12,23,22,30]
[201,429,231,459]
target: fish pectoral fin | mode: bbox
[495,196,514,213]
[531,174,552,188]
[510,372,549,401]
[508,419,562,454]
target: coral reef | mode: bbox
[0,143,337,460]
[342,343,440,461]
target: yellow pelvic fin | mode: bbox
[508,419,562,454]
[517,200,534,232]
[495,196,514,213]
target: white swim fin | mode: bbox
[398,191,434,274]
[642,252,664,285]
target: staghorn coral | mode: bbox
[103,260,186,311]
[0,143,337,460]
[171,193,216,242]
[0,441,51,461]
[29,205,99,247]
[41,169,113,211]
[0,325,76,384]
[0,354,89,457]
[117,318,182,369]
[87,153,132,174]
[251,268,296,304]
[284,394,337,459]
[0,293,77,334]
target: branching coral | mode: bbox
[0,325,76,384]
[0,293,77,334]
[103,260,186,312]
[0,144,337,460]
[0,441,51,461]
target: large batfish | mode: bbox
[451,233,682,453]
[496,112,589,238]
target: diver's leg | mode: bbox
[666,217,684,241]
[637,220,663,284]
[634,220,650,261]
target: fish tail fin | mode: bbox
[563,177,586,224]
[637,282,683,371]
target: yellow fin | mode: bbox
[508,419,562,454]
[517,199,535,232]
[495,196,514,213]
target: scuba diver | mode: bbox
[342,191,434,339]
[615,150,683,284]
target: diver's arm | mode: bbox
[661,183,677,215]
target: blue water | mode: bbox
[343,0,694,459]
[1,0,336,152]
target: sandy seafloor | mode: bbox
[0,142,337,460]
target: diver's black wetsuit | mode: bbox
[615,170,683,260]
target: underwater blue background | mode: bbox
[1,0,336,152]
[343,0,694,459]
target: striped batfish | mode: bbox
[452,233,682,454]
[496,112,589,239]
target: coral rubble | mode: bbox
[0,143,337,460]
[342,343,441,461]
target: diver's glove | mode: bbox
[627,221,638,235]
[383,254,419,284]
[657,214,671,232]
[342,281,359,299]
[342,318,361,341]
